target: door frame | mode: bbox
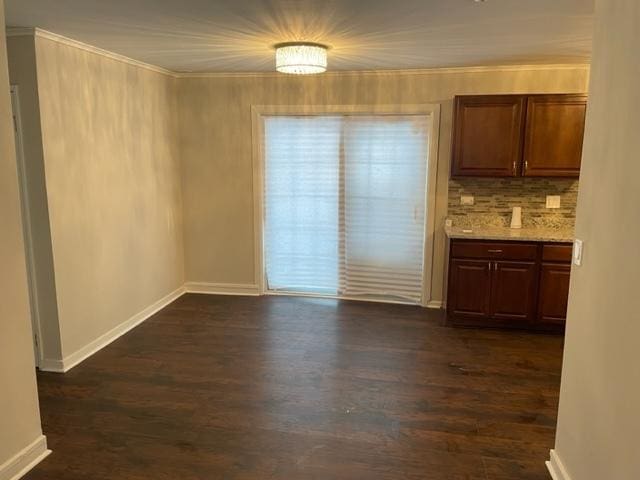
[251,104,441,307]
[10,85,43,366]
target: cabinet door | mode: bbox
[451,95,526,177]
[538,263,571,325]
[523,94,587,177]
[489,261,537,322]
[447,259,491,319]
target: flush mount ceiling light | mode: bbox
[274,42,328,75]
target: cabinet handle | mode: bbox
[513,160,517,174]
[525,160,529,171]
[487,249,503,253]
[488,261,492,271]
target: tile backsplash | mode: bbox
[448,178,578,229]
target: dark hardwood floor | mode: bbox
[25,294,563,480]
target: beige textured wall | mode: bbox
[177,67,589,301]
[7,34,62,361]
[0,0,44,464]
[34,37,185,357]
[553,0,640,478]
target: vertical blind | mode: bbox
[264,114,430,304]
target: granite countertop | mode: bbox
[445,225,574,243]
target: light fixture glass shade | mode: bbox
[275,43,328,74]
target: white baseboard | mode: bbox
[40,286,186,373]
[0,435,50,480]
[40,281,439,373]
[546,449,572,480]
[184,282,260,296]
[38,358,65,373]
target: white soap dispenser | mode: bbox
[510,206,522,229]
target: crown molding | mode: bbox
[5,26,36,37]
[6,27,589,79]
[7,27,175,77]
[174,63,590,79]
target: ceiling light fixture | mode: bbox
[274,42,328,75]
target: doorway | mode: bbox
[10,85,42,367]
[252,105,441,306]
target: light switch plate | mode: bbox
[573,239,583,266]
[546,195,561,209]
[461,195,474,206]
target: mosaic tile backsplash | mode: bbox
[448,178,579,229]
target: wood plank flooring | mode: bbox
[25,294,563,480]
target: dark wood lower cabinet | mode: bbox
[448,259,491,319]
[447,239,571,332]
[538,263,571,325]
[490,261,537,323]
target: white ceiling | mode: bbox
[5,0,594,73]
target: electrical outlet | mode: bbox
[460,195,474,206]
[546,195,561,209]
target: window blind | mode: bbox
[263,114,430,304]
[264,116,341,294]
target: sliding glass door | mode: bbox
[263,114,430,304]
[264,116,341,295]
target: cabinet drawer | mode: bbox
[451,241,538,261]
[542,244,572,263]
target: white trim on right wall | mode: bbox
[546,449,573,480]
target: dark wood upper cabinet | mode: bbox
[451,95,526,177]
[523,94,587,177]
[451,93,587,178]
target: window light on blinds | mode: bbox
[263,114,430,304]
